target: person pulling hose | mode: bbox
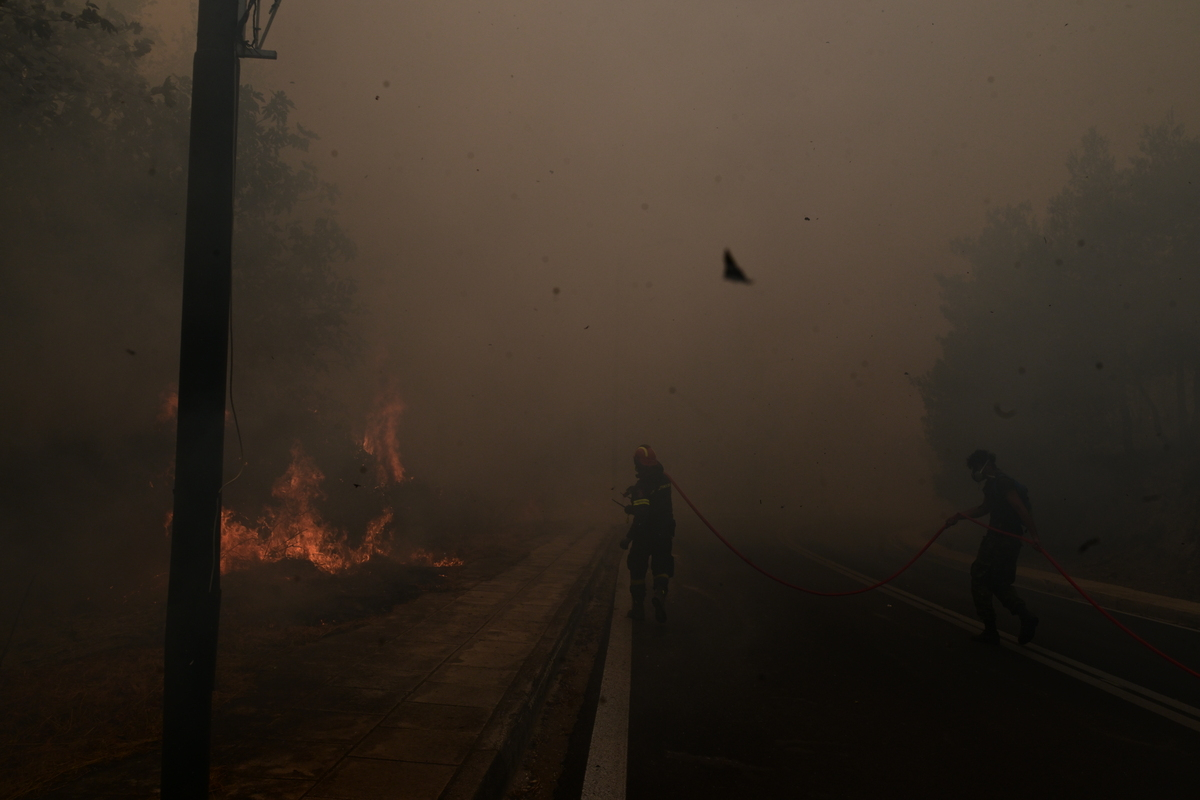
[946,449,1040,645]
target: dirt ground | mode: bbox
[0,524,543,800]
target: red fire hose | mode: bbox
[665,474,1200,681]
[666,475,951,596]
[958,515,1200,680]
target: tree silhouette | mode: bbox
[919,120,1200,563]
[0,0,359,571]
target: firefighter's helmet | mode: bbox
[634,445,659,467]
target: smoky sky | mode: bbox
[55,1,1200,529]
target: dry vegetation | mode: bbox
[0,520,540,799]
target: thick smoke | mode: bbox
[3,0,1200,603]
[3,3,1199,787]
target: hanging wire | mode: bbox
[211,289,247,592]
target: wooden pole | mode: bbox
[161,1,240,795]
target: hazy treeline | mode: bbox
[0,0,367,585]
[919,121,1200,574]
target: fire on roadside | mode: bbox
[160,387,463,575]
[219,443,392,573]
[157,387,178,423]
[407,549,466,568]
[362,387,406,487]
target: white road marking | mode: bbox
[676,580,719,603]
[921,546,1200,633]
[581,563,631,799]
[782,539,1200,734]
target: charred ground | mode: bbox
[0,514,548,799]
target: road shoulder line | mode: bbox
[784,540,1200,735]
[439,527,615,800]
[896,530,1200,631]
[580,555,631,799]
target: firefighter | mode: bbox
[946,449,1040,645]
[620,445,676,623]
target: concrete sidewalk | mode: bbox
[46,524,616,800]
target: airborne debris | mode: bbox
[1077,537,1100,554]
[723,249,752,284]
[993,403,1016,418]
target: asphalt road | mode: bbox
[623,525,1200,800]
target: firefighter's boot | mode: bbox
[1017,611,1039,645]
[971,622,1000,644]
[651,593,667,623]
[651,575,669,623]
[628,577,646,621]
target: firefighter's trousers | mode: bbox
[627,532,674,604]
[970,560,1030,626]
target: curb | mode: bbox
[440,526,621,800]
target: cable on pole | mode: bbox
[238,0,282,59]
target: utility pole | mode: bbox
[162,2,278,796]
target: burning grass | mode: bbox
[0,385,539,796]
[218,443,394,574]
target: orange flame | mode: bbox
[159,385,460,575]
[158,388,178,423]
[407,549,465,568]
[157,385,231,423]
[220,444,393,574]
[362,389,406,486]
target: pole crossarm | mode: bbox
[237,0,282,59]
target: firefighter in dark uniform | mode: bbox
[620,445,675,623]
[946,449,1040,645]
